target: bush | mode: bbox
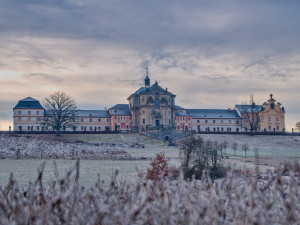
[180,135,226,180]
[146,153,168,180]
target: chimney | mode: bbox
[166,88,168,91]
[228,108,231,112]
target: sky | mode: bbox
[0,0,299,131]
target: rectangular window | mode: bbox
[276,117,279,121]
[268,126,271,131]
[90,118,92,122]
[268,117,271,121]
[107,119,109,122]
[81,118,84,122]
[221,128,224,131]
[28,111,31,115]
[90,127,93,131]
[45,127,48,131]
[37,111,40,115]
[98,127,101,130]
[28,117,31,121]
[143,119,145,124]
[37,126,39,130]
[18,111,21,115]
[221,120,223,123]
[28,126,30,130]
[197,120,199,123]
[276,126,279,131]
[18,117,21,121]
[81,126,84,130]
[37,117,40,122]
[229,120,231,124]
[213,128,216,131]
[205,120,208,123]
[98,119,101,122]
[213,120,215,123]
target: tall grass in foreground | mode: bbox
[0,160,300,224]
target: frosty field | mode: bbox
[0,133,300,188]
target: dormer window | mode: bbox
[271,103,274,109]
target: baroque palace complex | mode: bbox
[13,74,286,133]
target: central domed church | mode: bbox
[127,70,176,131]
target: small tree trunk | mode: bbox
[56,125,61,136]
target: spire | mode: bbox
[270,93,273,99]
[145,67,150,88]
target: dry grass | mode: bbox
[1,160,300,224]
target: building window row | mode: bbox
[80,118,110,123]
[176,117,191,121]
[17,111,41,115]
[114,116,132,120]
[196,119,233,124]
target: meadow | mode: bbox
[0,133,299,188]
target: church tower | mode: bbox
[145,67,150,88]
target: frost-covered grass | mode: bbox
[0,134,137,159]
[198,133,300,150]
[1,161,300,224]
[61,133,300,158]
[0,159,150,188]
[59,133,181,159]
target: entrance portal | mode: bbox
[155,120,160,126]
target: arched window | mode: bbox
[161,97,168,104]
[147,96,154,104]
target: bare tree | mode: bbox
[242,143,249,158]
[296,121,300,132]
[222,140,229,156]
[231,142,238,156]
[42,91,78,136]
[239,94,262,135]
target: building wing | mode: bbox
[186,109,240,119]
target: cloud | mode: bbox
[23,73,63,83]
